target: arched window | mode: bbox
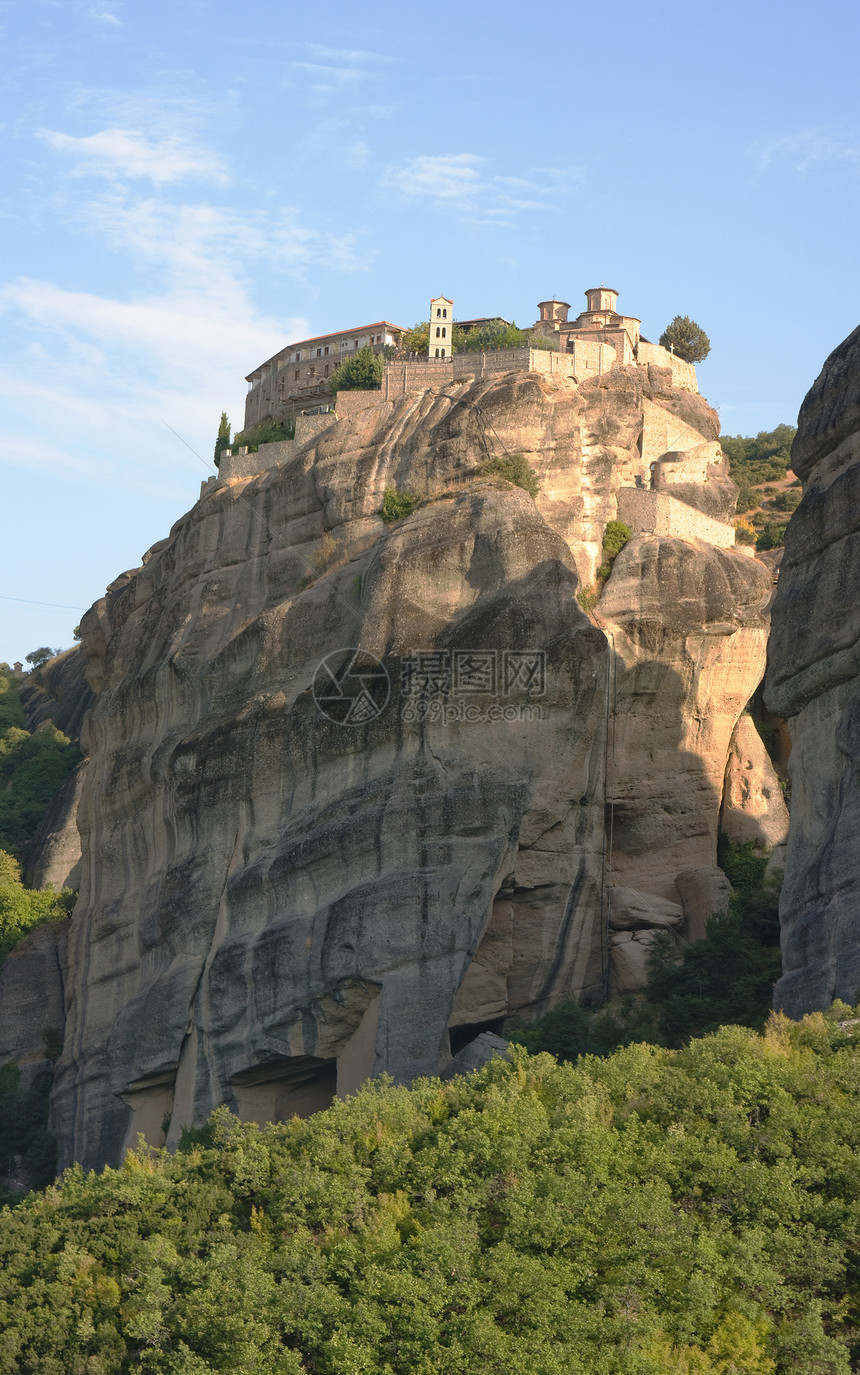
[441,327,446,338]
[443,308,447,318]
[436,308,441,318]
[436,326,440,337]
[435,348,440,357]
[440,347,446,357]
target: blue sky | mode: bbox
[1,0,858,662]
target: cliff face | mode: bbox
[765,325,860,1015]
[27,363,771,1169]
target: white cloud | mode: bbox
[37,126,230,185]
[386,153,485,201]
[382,153,583,225]
[88,8,121,24]
[750,128,859,173]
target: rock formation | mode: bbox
[2,361,775,1170]
[765,324,860,1015]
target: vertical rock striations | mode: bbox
[765,325,860,1015]
[0,363,771,1169]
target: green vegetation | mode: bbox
[475,451,539,498]
[0,672,80,861]
[329,346,384,393]
[0,849,73,972]
[24,647,54,671]
[4,1013,860,1370]
[400,320,430,355]
[213,412,231,468]
[452,320,528,353]
[230,416,296,454]
[598,519,632,580]
[659,315,711,364]
[756,523,787,552]
[0,1054,59,1206]
[720,426,796,488]
[514,839,781,1064]
[380,487,420,524]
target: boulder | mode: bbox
[674,867,733,942]
[720,713,789,850]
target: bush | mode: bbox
[329,346,384,392]
[735,520,757,545]
[475,452,539,498]
[756,521,787,551]
[230,415,295,453]
[597,519,631,579]
[380,487,420,524]
[0,849,73,971]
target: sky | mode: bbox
[1,0,858,663]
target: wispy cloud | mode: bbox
[749,128,859,173]
[88,8,121,24]
[38,126,230,185]
[382,154,585,226]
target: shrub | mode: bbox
[475,452,539,498]
[329,346,384,392]
[735,519,757,545]
[230,415,295,453]
[756,521,786,551]
[0,848,73,971]
[380,487,420,524]
[597,519,631,579]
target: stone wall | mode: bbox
[636,343,698,392]
[618,488,735,548]
[218,413,338,481]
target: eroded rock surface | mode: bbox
[765,325,860,1015]
[12,364,773,1170]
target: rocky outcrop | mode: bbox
[765,325,860,1015]
[720,713,789,851]
[26,763,86,893]
[0,362,769,1171]
[18,647,94,738]
[0,921,68,1091]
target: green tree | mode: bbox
[659,315,711,363]
[453,320,528,353]
[400,321,430,355]
[24,648,54,671]
[475,452,539,498]
[213,411,231,468]
[756,521,787,551]
[329,346,384,393]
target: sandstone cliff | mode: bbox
[765,324,860,1015]
[3,363,774,1170]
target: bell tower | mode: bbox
[429,295,453,359]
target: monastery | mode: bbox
[228,288,733,553]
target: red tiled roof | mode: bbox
[247,322,408,377]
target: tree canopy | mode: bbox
[2,1011,860,1371]
[329,346,384,393]
[659,316,711,363]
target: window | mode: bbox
[317,348,321,357]
[443,308,447,319]
[324,345,329,355]
[354,340,358,348]
[324,364,329,377]
[309,366,315,377]
[441,327,446,338]
[436,308,441,318]
[435,348,440,357]
[294,370,299,380]
[441,347,446,357]
[295,352,300,361]
[436,326,440,337]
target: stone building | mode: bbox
[429,295,453,359]
[244,319,408,429]
[532,287,643,363]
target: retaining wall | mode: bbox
[618,487,735,548]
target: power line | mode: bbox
[0,595,87,612]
